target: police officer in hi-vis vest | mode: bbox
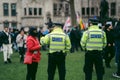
[81,19,107,80]
[40,23,71,80]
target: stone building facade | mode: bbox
[0,0,119,30]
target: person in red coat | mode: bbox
[25,27,41,80]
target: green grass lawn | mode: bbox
[0,50,119,80]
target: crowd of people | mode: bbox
[0,19,120,80]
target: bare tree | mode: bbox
[61,0,77,26]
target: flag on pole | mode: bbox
[63,17,71,32]
[76,12,80,23]
[76,12,85,30]
[79,18,85,30]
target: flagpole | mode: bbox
[88,0,90,23]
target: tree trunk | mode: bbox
[70,0,76,26]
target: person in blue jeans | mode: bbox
[113,21,120,78]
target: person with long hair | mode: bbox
[16,29,27,63]
[25,27,41,80]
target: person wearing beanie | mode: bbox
[103,24,115,68]
[25,27,41,80]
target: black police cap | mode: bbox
[89,18,99,24]
[53,23,63,28]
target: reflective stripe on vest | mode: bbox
[49,33,67,53]
[86,30,104,50]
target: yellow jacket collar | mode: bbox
[89,25,99,30]
[52,28,64,33]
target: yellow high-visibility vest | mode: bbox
[81,25,107,51]
[41,27,71,53]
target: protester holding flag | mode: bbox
[63,17,71,33]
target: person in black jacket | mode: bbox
[1,26,13,64]
[70,26,80,53]
[103,24,115,68]
[0,32,3,48]
[113,21,120,78]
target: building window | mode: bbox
[111,2,116,16]
[29,8,32,15]
[65,4,70,17]
[58,4,63,15]
[3,3,9,16]
[119,6,120,15]
[82,7,85,15]
[91,7,94,15]
[96,8,98,16]
[4,22,9,27]
[53,3,70,17]
[34,8,37,15]
[39,8,42,15]
[86,7,90,15]
[53,3,57,16]
[11,22,17,28]
[24,8,27,15]
[11,3,16,16]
